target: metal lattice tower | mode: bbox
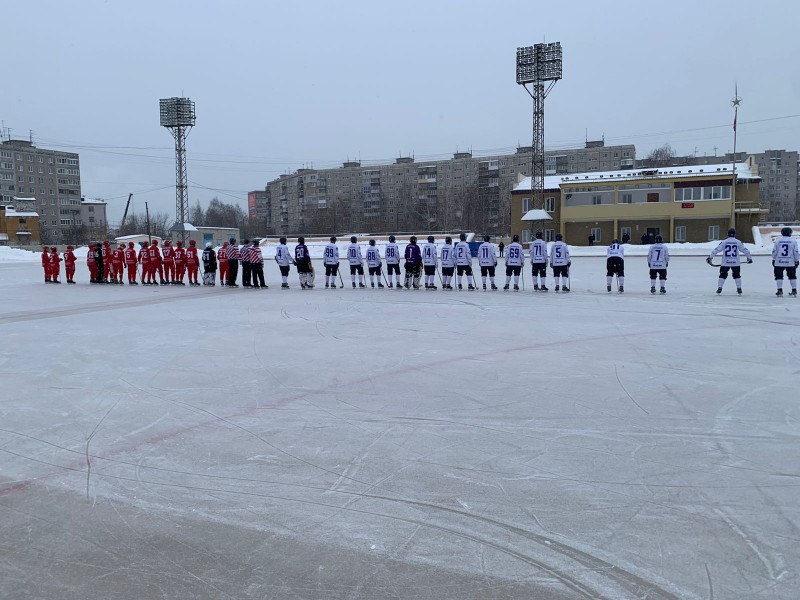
[516,44,562,218]
[159,97,196,241]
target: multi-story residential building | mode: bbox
[80,198,108,241]
[0,139,82,243]
[511,161,764,245]
[255,142,636,236]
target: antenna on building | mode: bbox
[29,130,34,145]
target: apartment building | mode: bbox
[0,139,82,244]
[255,142,636,236]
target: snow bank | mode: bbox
[0,246,40,262]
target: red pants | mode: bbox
[126,263,137,282]
[88,262,98,281]
[43,264,51,281]
[66,264,75,282]
[112,262,123,281]
[163,261,175,282]
[219,262,229,285]
[175,263,186,282]
[140,264,149,282]
[187,264,199,284]
[50,264,60,281]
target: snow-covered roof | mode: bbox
[521,209,552,221]
[3,208,39,217]
[514,162,760,192]
[169,222,199,232]
[81,198,106,205]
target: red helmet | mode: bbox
[222,241,228,247]
[176,241,183,247]
[103,240,110,245]
[164,240,171,245]
[128,242,134,248]
[50,247,57,252]
[151,239,159,245]
[189,240,196,245]
[67,245,73,250]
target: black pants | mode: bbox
[480,265,496,277]
[506,265,521,276]
[228,260,239,285]
[719,266,741,279]
[531,263,546,277]
[649,269,667,280]
[242,262,252,286]
[95,261,104,282]
[387,263,400,275]
[607,257,624,277]
[251,264,265,287]
[774,266,797,280]
[325,264,339,276]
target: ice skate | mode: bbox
[651,286,656,294]
[555,285,560,292]
[618,286,624,293]
[737,288,742,295]
[533,284,539,291]
[540,285,548,292]
[491,284,497,290]
[716,287,722,294]
[503,284,509,290]
[607,285,612,292]
[791,289,798,297]
[377,282,384,288]
[513,284,519,290]
[563,286,570,293]
[660,287,666,294]
[776,289,783,296]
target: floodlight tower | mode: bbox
[159,97,196,242]
[516,43,562,219]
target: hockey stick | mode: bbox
[381,269,389,287]
[436,265,443,286]
[338,264,345,288]
[706,259,754,267]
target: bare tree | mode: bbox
[644,143,676,167]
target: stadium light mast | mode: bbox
[516,43,562,230]
[159,97,196,242]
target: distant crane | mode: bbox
[119,193,133,233]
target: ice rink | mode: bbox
[0,255,797,599]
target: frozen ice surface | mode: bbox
[0,256,797,599]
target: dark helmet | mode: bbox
[612,239,620,245]
[483,235,490,242]
[427,235,434,243]
[459,233,467,241]
[410,236,417,243]
[555,233,563,241]
[243,239,249,245]
[512,234,519,242]
[727,228,736,237]
[229,237,236,243]
[330,236,337,243]
[535,231,543,239]
[369,239,376,246]
[445,236,452,244]
[96,242,102,248]
[655,235,663,243]
[781,227,792,237]
[350,235,357,243]
[251,240,258,247]
[298,237,305,244]
[389,235,396,243]
[279,237,287,244]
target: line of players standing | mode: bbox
[40,228,799,296]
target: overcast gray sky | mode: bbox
[3,0,799,222]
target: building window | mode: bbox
[620,226,631,241]
[545,196,555,212]
[621,193,632,204]
[89,217,95,223]
[592,195,602,205]
[591,227,601,243]
[708,225,720,241]
[545,229,555,242]
[522,229,532,243]
[675,226,687,242]
[88,206,94,212]
[522,197,531,212]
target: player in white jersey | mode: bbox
[323,236,340,289]
[421,236,438,290]
[707,227,752,294]
[384,235,402,289]
[366,239,384,288]
[477,235,498,290]
[647,235,670,294]
[454,233,476,290]
[503,234,524,290]
[274,236,294,289]
[606,239,625,292]
[771,226,799,296]
[550,233,571,292]
[439,236,456,290]
[529,231,549,291]
[347,235,366,288]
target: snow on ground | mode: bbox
[0,257,798,599]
